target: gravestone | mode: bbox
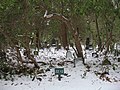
[44,41,47,48]
[56,43,61,50]
[51,38,56,47]
[92,52,98,58]
[114,43,120,56]
[89,44,93,50]
[66,50,73,60]
[34,51,38,55]
[85,37,90,49]
[47,44,50,49]
[118,58,120,62]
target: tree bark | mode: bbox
[60,22,68,49]
[95,14,102,51]
[35,29,41,50]
[60,0,69,49]
[15,45,24,65]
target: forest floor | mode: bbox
[0,46,120,90]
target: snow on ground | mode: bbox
[0,47,120,90]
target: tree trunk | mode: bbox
[60,1,69,49]
[105,22,113,55]
[95,14,102,51]
[35,29,41,50]
[73,29,85,64]
[60,22,68,49]
[15,45,24,65]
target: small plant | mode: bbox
[112,64,118,70]
[102,56,111,65]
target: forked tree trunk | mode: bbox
[25,34,39,68]
[44,12,85,64]
[23,0,39,68]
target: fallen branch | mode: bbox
[23,61,47,65]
